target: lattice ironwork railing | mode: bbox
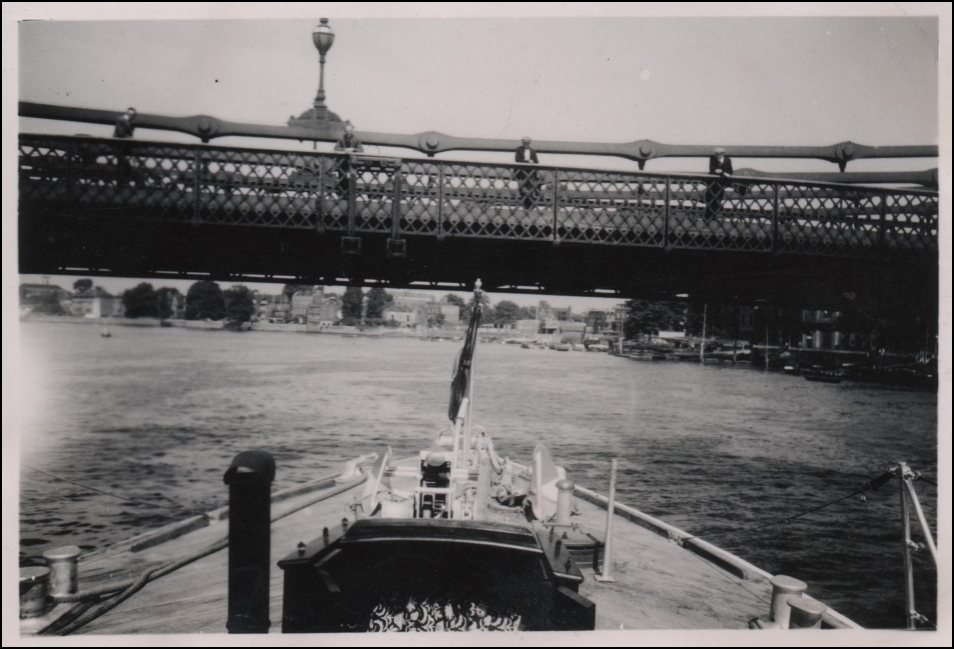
[19,134,938,258]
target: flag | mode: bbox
[448,285,483,421]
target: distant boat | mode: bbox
[551,343,572,352]
[223,318,252,331]
[803,369,843,384]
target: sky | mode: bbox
[7,5,950,312]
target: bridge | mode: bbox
[19,131,937,306]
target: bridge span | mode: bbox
[19,133,938,305]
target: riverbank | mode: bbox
[17,315,566,343]
[19,315,409,337]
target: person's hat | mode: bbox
[522,136,531,144]
[714,146,726,154]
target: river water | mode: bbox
[17,321,938,629]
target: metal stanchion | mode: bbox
[595,459,618,583]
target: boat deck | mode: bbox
[24,467,855,635]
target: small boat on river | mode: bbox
[20,280,875,636]
[802,369,844,384]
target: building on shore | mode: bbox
[514,319,539,335]
[290,287,324,323]
[70,287,123,318]
[556,321,587,343]
[384,307,416,327]
[413,301,460,327]
[19,283,72,314]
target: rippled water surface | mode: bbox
[18,321,938,629]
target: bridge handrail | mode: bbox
[19,133,938,258]
[17,133,940,196]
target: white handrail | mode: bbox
[903,478,938,565]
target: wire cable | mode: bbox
[684,469,897,542]
[24,464,212,520]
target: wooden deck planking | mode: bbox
[71,481,366,634]
[572,497,772,629]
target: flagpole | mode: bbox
[463,279,481,468]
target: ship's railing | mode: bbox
[19,134,938,257]
[897,462,938,630]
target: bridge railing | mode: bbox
[19,134,938,258]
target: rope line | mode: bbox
[684,469,897,542]
[25,464,212,520]
[48,538,229,636]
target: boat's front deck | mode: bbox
[21,466,809,635]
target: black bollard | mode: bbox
[224,450,276,634]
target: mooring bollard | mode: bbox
[788,597,827,629]
[555,479,574,526]
[768,575,808,629]
[224,450,275,634]
[42,545,82,597]
[595,459,618,583]
[19,566,51,619]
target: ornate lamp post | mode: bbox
[312,18,335,121]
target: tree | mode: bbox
[493,300,522,328]
[341,287,364,322]
[586,310,608,332]
[156,287,182,320]
[30,291,65,315]
[185,281,226,320]
[122,282,161,318]
[73,278,93,293]
[365,287,392,320]
[443,294,465,321]
[536,301,551,321]
[461,292,493,326]
[282,284,313,302]
[685,303,736,338]
[623,300,686,338]
[427,312,446,328]
[518,305,536,320]
[223,285,255,323]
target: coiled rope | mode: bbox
[45,538,228,636]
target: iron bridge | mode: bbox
[19,133,938,304]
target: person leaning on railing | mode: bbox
[705,146,732,220]
[514,136,541,210]
[333,121,364,198]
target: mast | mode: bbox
[448,279,484,468]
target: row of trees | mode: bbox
[121,281,255,322]
[621,300,746,340]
